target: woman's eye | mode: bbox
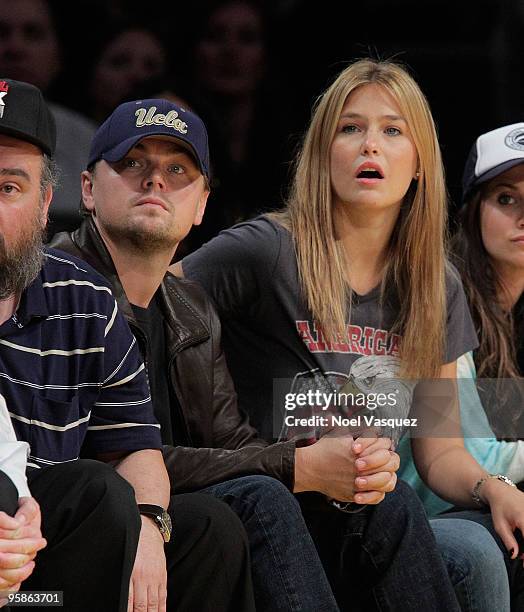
[341,124,359,134]
[169,165,184,174]
[385,126,401,136]
[497,193,516,206]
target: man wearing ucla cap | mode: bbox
[51,98,341,610]
[88,98,210,178]
[0,79,183,612]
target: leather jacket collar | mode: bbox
[63,218,209,353]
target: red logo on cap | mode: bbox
[0,82,9,93]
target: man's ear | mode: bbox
[41,185,53,226]
[193,188,210,227]
[81,171,95,213]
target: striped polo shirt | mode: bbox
[0,248,162,469]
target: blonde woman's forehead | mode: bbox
[343,83,401,110]
[339,84,406,123]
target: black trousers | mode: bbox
[0,470,19,612]
[166,493,255,612]
[24,460,141,612]
[1,461,254,612]
[0,461,140,612]
[0,470,18,516]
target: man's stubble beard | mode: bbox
[0,207,45,300]
[102,215,179,256]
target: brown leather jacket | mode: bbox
[50,218,295,492]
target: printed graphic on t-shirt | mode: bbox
[280,321,415,445]
[296,320,401,356]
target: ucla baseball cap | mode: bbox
[0,78,56,156]
[462,122,524,202]
[88,98,210,178]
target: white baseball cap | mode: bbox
[462,122,524,202]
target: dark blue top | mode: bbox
[0,248,161,469]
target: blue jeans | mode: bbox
[438,508,523,611]
[199,475,339,612]
[430,518,510,611]
[297,480,460,611]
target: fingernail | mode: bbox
[510,548,515,557]
[353,443,362,453]
[357,478,367,486]
[356,459,366,469]
[355,495,363,503]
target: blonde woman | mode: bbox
[174,59,518,610]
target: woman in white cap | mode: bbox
[455,122,524,432]
[402,124,524,490]
[399,122,524,609]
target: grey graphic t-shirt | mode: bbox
[183,216,478,443]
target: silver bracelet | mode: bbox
[472,473,516,506]
[327,498,368,513]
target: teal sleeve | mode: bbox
[398,352,519,517]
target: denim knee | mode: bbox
[236,475,296,499]
[431,517,510,612]
[431,518,506,583]
[375,478,429,530]
[199,475,305,529]
[386,479,427,512]
[224,475,301,514]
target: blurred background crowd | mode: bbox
[0,0,521,254]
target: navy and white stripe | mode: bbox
[0,248,161,468]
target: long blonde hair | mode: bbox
[271,58,448,378]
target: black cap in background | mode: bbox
[0,79,56,157]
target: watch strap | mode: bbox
[137,503,165,516]
[137,504,172,543]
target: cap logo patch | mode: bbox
[135,106,188,135]
[0,81,9,119]
[505,127,524,152]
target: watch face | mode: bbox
[139,506,172,543]
[159,511,172,542]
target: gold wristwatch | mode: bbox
[472,474,516,506]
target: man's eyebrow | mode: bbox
[0,168,31,181]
